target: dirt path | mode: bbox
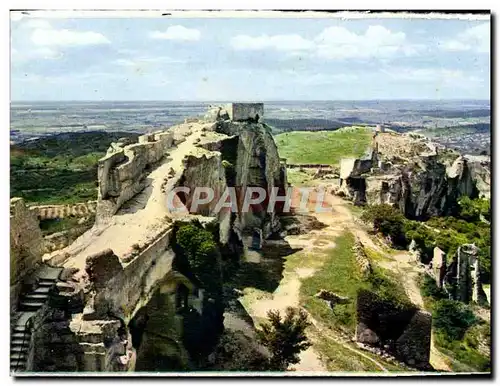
[377,253,452,372]
[239,184,455,373]
[238,188,390,372]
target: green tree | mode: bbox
[176,224,222,297]
[433,299,477,341]
[361,204,407,247]
[257,307,312,370]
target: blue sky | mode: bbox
[10,13,490,101]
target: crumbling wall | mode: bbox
[84,228,175,321]
[96,131,174,218]
[355,289,430,369]
[227,103,264,122]
[10,198,44,310]
[31,201,97,220]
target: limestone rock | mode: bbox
[432,247,446,288]
[315,289,349,309]
[394,310,432,369]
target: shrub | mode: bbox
[361,204,407,247]
[176,224,222,297]
[207,330,270,371]
[420,274,447,300]
[433,299,477,341]
[257,307,312,370]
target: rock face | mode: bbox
[355,289,431,369]
[339,132,490,220]
[432,247,447,288]
[443,244,488,306]
[10,198,44,310]
[174,114,287,242]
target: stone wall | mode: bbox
[97,131,174,218]
[355,289,431,369]
[10,197,44,309]
[31,201,97,220]
[84,228,176,321]
[226,103,264,122]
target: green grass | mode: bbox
[285,169,315,186]
[275,127,372,165]
[313,336,383,372]
[300,231,368,335]
[300,231,413,337]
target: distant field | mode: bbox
[274,127,372,165]
[10,131,139,205]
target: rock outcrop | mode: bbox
[338,132,490,220]
[443,244,488,306]
[431,247,447,288]
[18,103,286,373]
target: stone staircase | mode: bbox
[11,267,61,373]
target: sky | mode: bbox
[10,12,491,101]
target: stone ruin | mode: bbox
[355,289,432,370]
[337,129,491,220]
[10,103,289,373]
[437,244,488,306]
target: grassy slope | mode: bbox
[299,231,412,372]
[10,131,139,205]
[274,127,372,165]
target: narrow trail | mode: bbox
[239,189,391,372]
[378,253,452,372]
[240,186,453,372]
[301,308,388,372]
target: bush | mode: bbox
[257,307,312,370]
[361,204,407,247]
[433,299,477,341]
[206,330,270,371]
[176,224,222,297]
[420,274,447,300]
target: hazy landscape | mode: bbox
[10,12,491,377]
[10,99,490,154]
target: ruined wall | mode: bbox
[355,289,431,369]
[97,131,174,218]
[227,103,264,122]
[31,201,97,220]
[10,198,44,310]
[84,228,176,321]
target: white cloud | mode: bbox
[149,25,201,41]
[231,34,313,51]
[440,22,490,54]
[230,25,422,60]
[21,19,52,30]
[31,26,110,46]
[114,56,185,67]
[381,67,483,85]
[11,46,62,62]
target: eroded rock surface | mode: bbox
[338,132,490,220]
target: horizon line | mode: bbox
[10,98,491,103]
